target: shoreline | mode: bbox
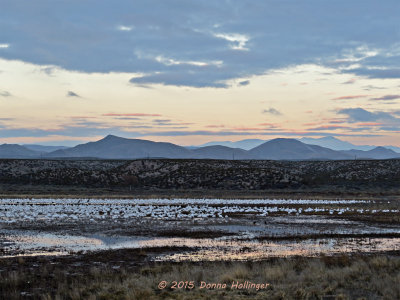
[1,185,400,200]
[1,249,399,299]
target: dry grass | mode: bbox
[1,253,400,299]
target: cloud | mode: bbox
[393,110,400,116]
[102,113,161,117]
[0,126,128,138]
[0,90,11,97]
[328,119,347,124]
[238,80,250,86]
[342,78,356,84]
[258,122,277,127]
[1,1,399,87]
[205,125,225,128]
[338,108,397,123]
[213,32,249,51]
[335,108,400,133]
[143,130,380,138]
[116,25,133,31]
[233,127,266,131]
[362,85,386,90]
[377,127,400,132]
[70,116,97,119]
[127,125,153,129]
[262,108,282,116]
[67,91,81,97]
[71,120,109,127]
[370,95,400,101]
[154,55,222,67]
[151,119,193,127]
[39,66,57,76]
[115,117,142,120]
[153,119,171,123]
[130,71,230,88]
[332,95,368,100]
[307,125,350,131]
[343,67,400,79]
[357,122,382,126]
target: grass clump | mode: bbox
[1,252,399,299]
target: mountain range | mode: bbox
[248,138,351,160]
[298,136,400,152]
[1,135,399,160]
[46,135,193,159]
[0,144,40,158]
[193,139,266,150]
[23,144,69,153]
[195,136,400,153]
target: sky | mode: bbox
[1,0,400,146]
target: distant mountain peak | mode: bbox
[269,138,303,144]
[299,136,372,151]
[194,138,266,150]
[103,134,121,140]
[0,144,40,158]
[370,146,397,154]
[321,136,339,141]
[248,138,351,160]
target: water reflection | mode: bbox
[1,198,400,261]
[1,229,399,261]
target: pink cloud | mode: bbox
[258,122,277,127]
[71,116,97,119]
[342,78,357,84]
[357,122,383,126]
[329,119,346,124]
[370,95,400,101]
[233,127,265,131]
[332,95,368,100]
[308,125,350,130]
[320,117,348,124]
[103,113,161,117]
[302,122,320,126]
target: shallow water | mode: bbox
[157,237,400,261]
[1,198,399,260]
[2,230,399,260]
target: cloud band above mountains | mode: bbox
[1,1,400,87]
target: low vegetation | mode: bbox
[1,250,399,299]
[1,159,400,195]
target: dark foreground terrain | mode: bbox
[1,158,400,197]
[1,159,400,299]
[1,196,400,299]
[1,249,400,300]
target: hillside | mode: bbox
[23,144,70,153]
[1,158,399,192]
[342,147,400,159]
[0,144,40,158]
[248,138,351,160]
[192,145,251,159]
[46,135,192,159]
